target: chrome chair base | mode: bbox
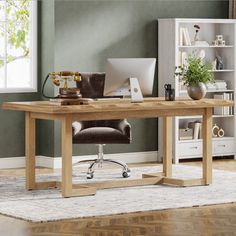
[73,144,131,179]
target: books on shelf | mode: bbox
[179,27,210,46]
[194,122,201,139]
[193,41,209,46]
[179,27,191,46]
[213,92,233,115]
[187,121,202,140]
[179,27,183,46]
[206,82,217,90]
[206,80,227,91]
[215,80,227,90]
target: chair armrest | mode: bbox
[117,119,132,139]
[72,121,83,136]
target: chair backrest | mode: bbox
[76,72,115,127]
[76,73,105,99]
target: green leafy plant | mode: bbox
[175,55,214,87]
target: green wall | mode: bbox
[0,93,40,157]
[0,0,229,158]
[38,0,55,157]
[53,0,229,157]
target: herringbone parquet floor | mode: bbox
[0,159,235,236]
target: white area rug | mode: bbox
[0,165,236,222]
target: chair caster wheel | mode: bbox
[87,172,94,179]
[122,169,131,178]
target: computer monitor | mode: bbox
[104,58,156,102]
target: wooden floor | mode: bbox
[0,159,236,236]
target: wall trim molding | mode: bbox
[0,151,159,169]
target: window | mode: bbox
[0,0,37,93]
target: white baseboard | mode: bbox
[0,156,53,169]
[0,151,159,169]
[0,156,25,169]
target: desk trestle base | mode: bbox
[28,176,208,197]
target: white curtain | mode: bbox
[229,0,236,18]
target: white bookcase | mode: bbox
[158,18,236,163]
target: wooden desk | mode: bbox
[2,98,233,197]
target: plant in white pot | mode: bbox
[175,55,214,100]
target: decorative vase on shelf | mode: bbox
[194,31,200,42]
[187,82,207,100]
[193,24,200,45]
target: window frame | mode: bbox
[0,0,37,93]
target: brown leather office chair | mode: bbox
[72,73,131,179]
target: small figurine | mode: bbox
[212,35,226,46]
[216,55,224,70]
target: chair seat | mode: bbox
[73,127,130,144]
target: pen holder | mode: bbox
[164,84,175,101]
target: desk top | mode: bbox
[1,97,233,115]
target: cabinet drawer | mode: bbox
[178,142,202,157]
[213,139,235,155]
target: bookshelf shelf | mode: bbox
[158,18,236,163]
[210,69,234,72]
[179,89,234,94]
[178,136,235,143]
[178,114,234,120]
[207,89,234,92]
[178,45,234,48]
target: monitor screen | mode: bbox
[104,58,156,97]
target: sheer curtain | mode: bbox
[229,0,236,18]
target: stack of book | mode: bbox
[206,82,217,90]
[206,80,227,91]
[215,80,227,90]
[179,27,191,46]
[213,92,233,115]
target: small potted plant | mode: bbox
[175,55,214,100]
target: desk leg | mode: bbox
[61,114,73,197]
[25,112,36,190]
[163,116,172,178]
[202,108,212,185]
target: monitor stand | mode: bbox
[129,77,144,103]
